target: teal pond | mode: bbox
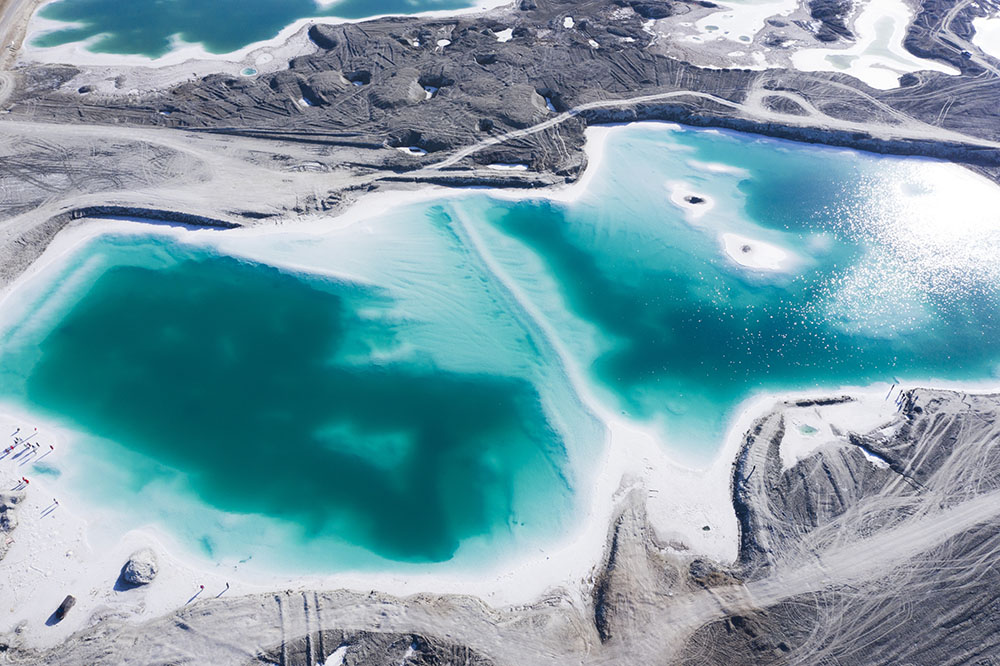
[2,123,1000,572]
[30,0,484,59]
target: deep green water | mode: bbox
[32,0,477,58]
[0,231,581,568]
[3,124,1000,570]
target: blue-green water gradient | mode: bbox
[33,0,476,58]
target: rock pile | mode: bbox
[121,548,159,586]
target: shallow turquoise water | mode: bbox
[454,125,1000,447]
[33,0,476,58]
[3,124,1000,571]
[0,227,588,569]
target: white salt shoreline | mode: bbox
[0,120,993,650]
[0,121,694,648]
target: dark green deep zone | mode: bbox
[24,253,565,562]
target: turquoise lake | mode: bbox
[454,125,1000,445]
[31,0,480,58]
[2,123,1000,570]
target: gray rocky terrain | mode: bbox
[3,387,1000,664]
